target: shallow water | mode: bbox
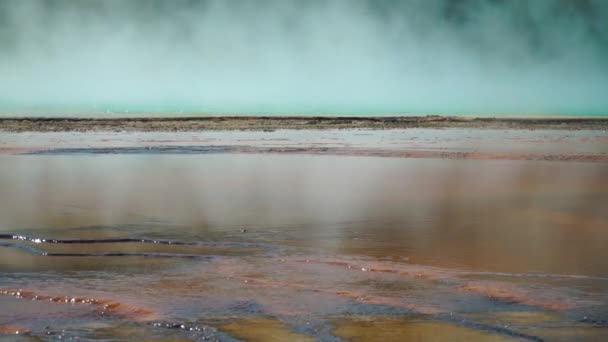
[1,153,607,341]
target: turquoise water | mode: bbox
[2,1,608,119]
[0,102,606,118]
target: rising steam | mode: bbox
[0,0,606,116]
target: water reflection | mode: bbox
[1,155,606,275]
[0,154,607,340]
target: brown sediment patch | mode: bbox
[217,317,315,342]
[330,316,516,342]
[0,288,161,322]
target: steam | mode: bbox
[0,0,607,116]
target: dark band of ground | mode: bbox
[1,115,608,131]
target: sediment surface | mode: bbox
[2,115,608,132]
[1,119,607,340]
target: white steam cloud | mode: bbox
[0,0,607,116]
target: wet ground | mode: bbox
[1,128,607,160]
[0,129,607,341]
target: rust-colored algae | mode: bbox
[0,325,31,335]
[0,288,162,322]
[237,275,443,314]
[279,257,593,311]
[460,282,581,310]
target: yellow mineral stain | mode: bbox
[531,325,608,341]
[331,316,515,342]
[465,312,608,341]
[469,310,561,325]
[218,317,315,342]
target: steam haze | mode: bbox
[0,0,607,116]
